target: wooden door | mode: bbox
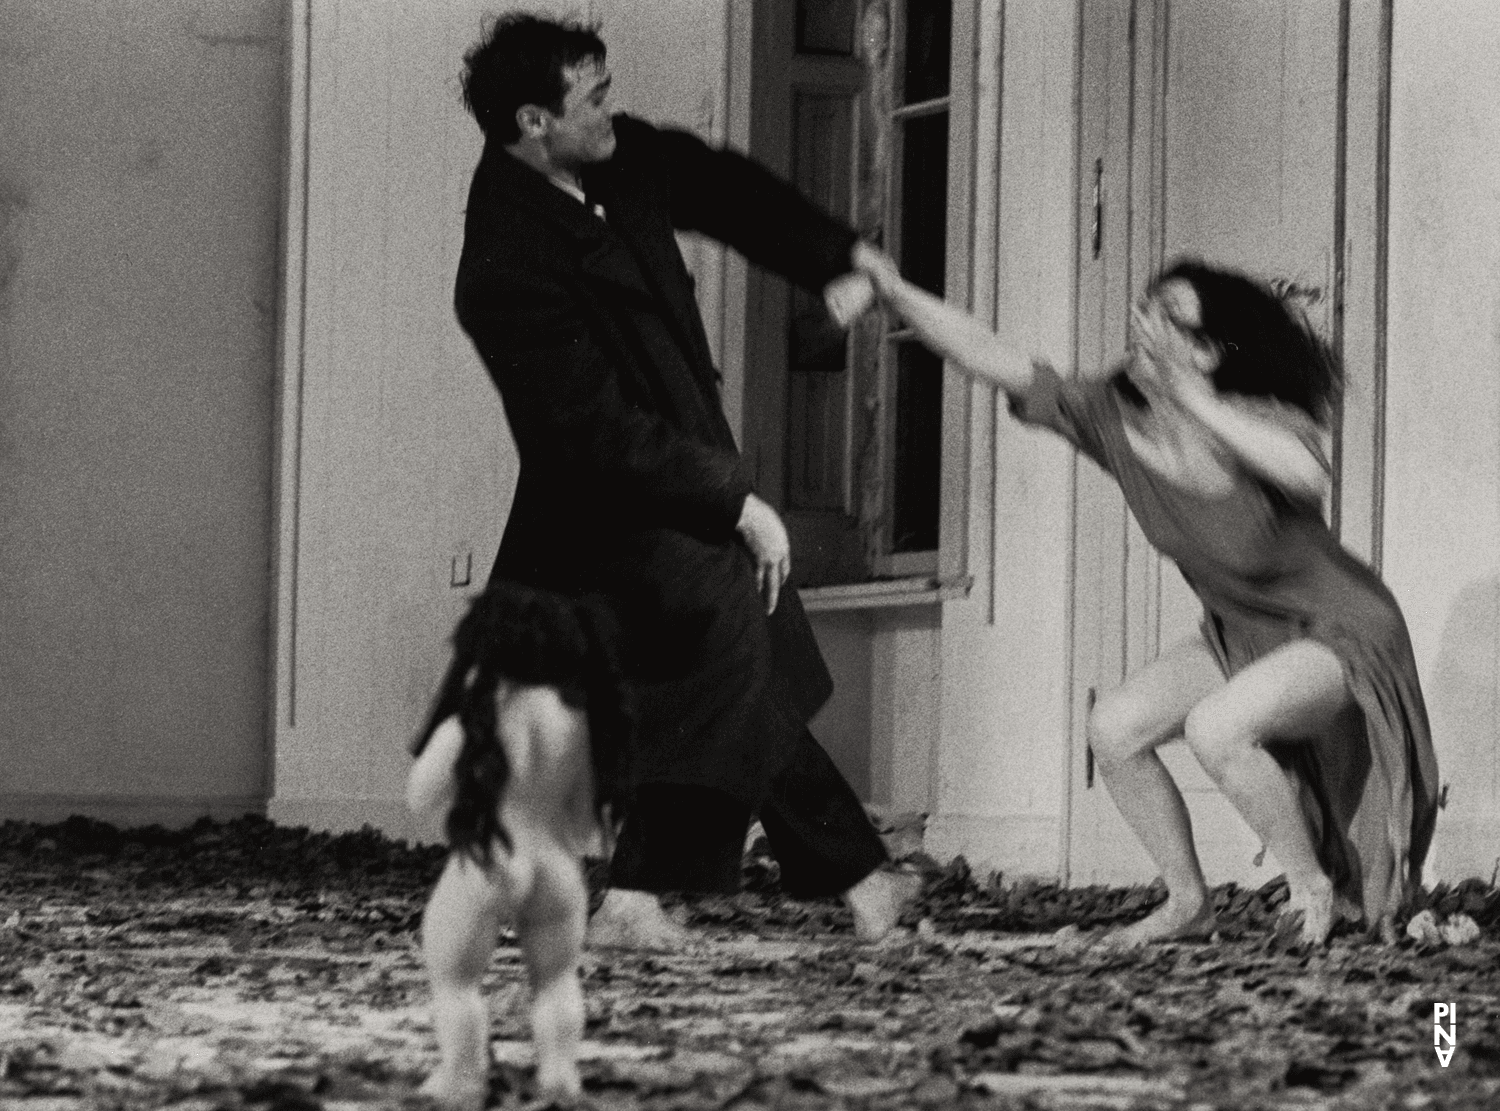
[1069,0,1343,886]
[745,0,872,586]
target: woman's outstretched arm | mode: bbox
[855,244,1037,397]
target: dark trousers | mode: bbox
[607,727,888,898]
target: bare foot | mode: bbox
[418,1068,487,1111]
[585,889,690,952]
[1101,893,1216,948]
[1278,876,1334,948]
[844,869,922,943]
[535,1059,583,1107]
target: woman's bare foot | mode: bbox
[585,889,690,952]
[1278,876,1334,948]
[844,869,922,943]
[1101,892,1216,948]
[534,1059,583,1107]
[418,1068,487,1111]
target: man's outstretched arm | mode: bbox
[629,118,861,295]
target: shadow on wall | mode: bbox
[1427,575,1500,882]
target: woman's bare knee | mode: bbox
[1085,636,1220,771]
[1088,693,1164,769]
[1181,698,1249,779]
[1185,639,1350,773]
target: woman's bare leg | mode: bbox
[420,854,511,1110]
[1183,639,1350,946]
[1088,634,1228,945]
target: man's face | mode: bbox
[542,60,616,172]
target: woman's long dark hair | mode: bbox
[414,581,634,866]
[1157,259,1341,422]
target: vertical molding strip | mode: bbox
[971,0,1004,625]
[270,0,314,749]
[1335,0,1392,571]
[720,0,753,446]
[938,0,984,591]
[1330,0,1351,537]
[1370,0,1392,574]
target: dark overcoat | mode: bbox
[453,115,858,805]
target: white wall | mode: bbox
[268,0,511,837]
[927,1,1079,878]
[0,0,283,825]
[1385,2,1500,883]
[807,605,942,814]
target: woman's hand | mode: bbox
[852,241,902,296]
[1129,297,1217,411]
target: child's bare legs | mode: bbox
[514,841,589,1103]
[1089,636,1228,945]
[1183,639,1350,947]
[420,853,510,1110]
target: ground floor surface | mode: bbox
[1,817,1496,1110]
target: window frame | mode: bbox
[871,0,977,585]
[728,0,979,597]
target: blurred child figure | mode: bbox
[407,581,634,1107]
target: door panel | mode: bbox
[1069,0,1340,888]
[747,0,871,586]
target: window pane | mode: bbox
[898,111,948,296]
[892,340,942,553]
[903,0,951,104]
[789,91,853,373]
[787,90,853,512]
[796,0,857,55]
[787,370,846,509]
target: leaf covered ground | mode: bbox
[1,816,1497,1111]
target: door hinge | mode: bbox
[1091,158,1104,260]
[1085,685,1097,788]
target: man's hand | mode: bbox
[736,493,791,614]
[823,270,877,329]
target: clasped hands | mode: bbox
[822,241,900,328]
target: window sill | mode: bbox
[799,574,973,613]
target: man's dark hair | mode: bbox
[461,12,606,142]
[1156,259,1341,421]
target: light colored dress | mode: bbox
[1013,364,1439,929]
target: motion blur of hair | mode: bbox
[1157,258,1341,421]
[460,12,607,141]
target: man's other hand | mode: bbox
[736,493,791,614]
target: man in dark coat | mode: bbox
[452,13,912,947]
